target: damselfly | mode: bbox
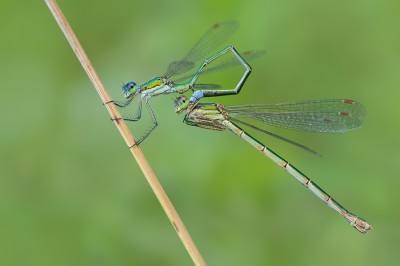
[174,96,372,233]
[113,21,264,144]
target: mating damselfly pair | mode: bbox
[110,21,371,233]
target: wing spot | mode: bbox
[342,99,356,104]
[338,111,351,116]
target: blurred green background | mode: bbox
[1,0,399,265]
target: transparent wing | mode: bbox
[172,50,266,83]
[163,20,239,79]
[225,99,366,133]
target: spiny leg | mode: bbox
[130,97,158,146]
[112,97,134,108]
[188,46,252,105]
[103,98,133,109]
[112,97,143,122]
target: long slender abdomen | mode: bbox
[221,119,371,233]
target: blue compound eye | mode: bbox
[127,81,136,89]
[122,81,137,96]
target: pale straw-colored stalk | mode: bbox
[45,0,206,264]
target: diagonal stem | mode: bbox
[44,0,206,265]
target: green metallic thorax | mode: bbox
[139,77,167,96]
[141,77,164,90]
[139,77,192,97]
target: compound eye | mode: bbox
[127,82,136,89]
[178,96,187,105]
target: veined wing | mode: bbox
[225,99,366,133]
[163,21,239,79]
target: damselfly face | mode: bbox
[174,96,189,114]
[122,81,139,99]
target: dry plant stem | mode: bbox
[45,0,206,265]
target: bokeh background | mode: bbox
[1,0,399,265]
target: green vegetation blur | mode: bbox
[1,0,399,265]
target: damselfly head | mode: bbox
[122,81,138,99]
[174,96,189,114]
